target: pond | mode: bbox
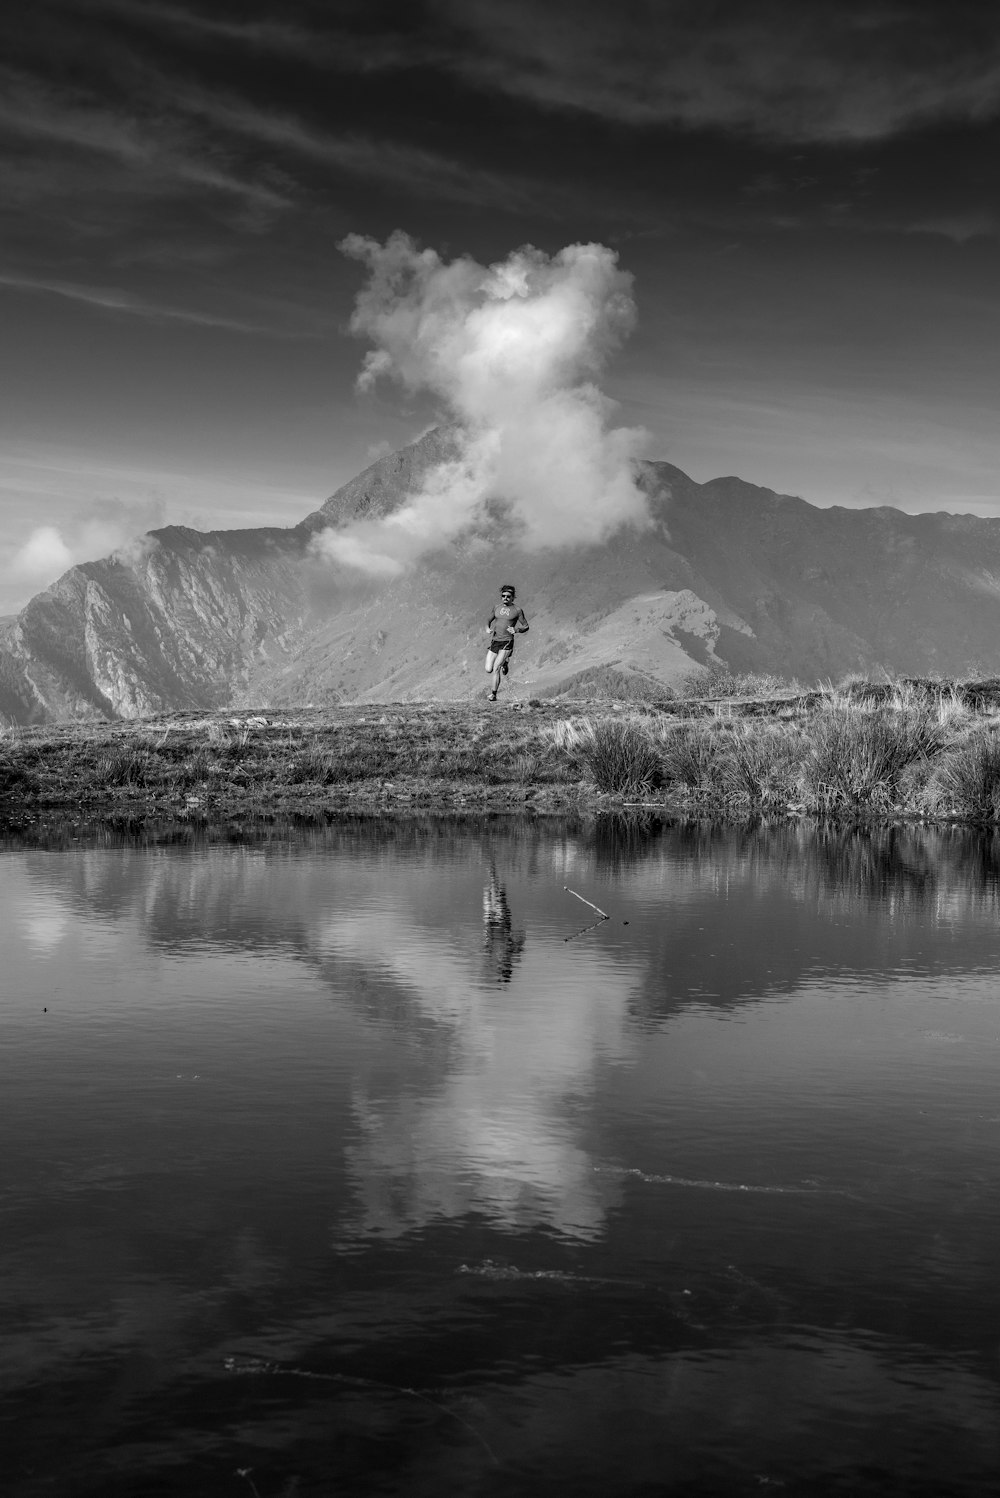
[3,816,1000,1496]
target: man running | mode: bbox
[485,583,529,701]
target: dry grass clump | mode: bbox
[719,722,805,810]
[659,722,729,795]
[92,745,157,786]
[286,745,339,784]
[801,702,942,813]
[833,675,974,728]
[680,666,798,699]
[580,718,664,795]
[929,731,1000,821]
[545,717,594,753]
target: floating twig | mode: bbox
[563,886,609,919]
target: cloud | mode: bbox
[437,0,1000,144]
[313,233,650,576]
[170,91,561,215]
[76,0,433,72]
[0,64,290,213]
[6,496,167,592]
[10,526,74,582]
[0,271,318,336]
[905,212,1000,243]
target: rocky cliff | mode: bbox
[3,428,1000,724]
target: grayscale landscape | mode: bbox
[3,2,1000,1496]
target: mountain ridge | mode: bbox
[2,429,999,725]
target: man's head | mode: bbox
[500,584,516,602]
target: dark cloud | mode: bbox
[3,0,997,265]
[436,0,1000,145]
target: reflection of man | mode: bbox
[483,865,526,983]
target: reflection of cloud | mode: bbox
[18,898,70,955]
[313,912,635,1240]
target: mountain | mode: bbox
[3,427,1000,724]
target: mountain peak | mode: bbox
[298,426,458,534]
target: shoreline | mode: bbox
[5,684,1000,833]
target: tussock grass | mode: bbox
[93,746,156,786]
[719,722,805,810]
[930,731,1000,821]
[801,703,942,813]
[545,717,594,753]
[580,718,663,795]
[659,722,728,795]
[681,666,799,699]
[286,746,339,784]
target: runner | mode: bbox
[485,583,529,701]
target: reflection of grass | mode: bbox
[7,678,1000,823]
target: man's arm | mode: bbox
[516,608,529,633]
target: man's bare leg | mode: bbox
[485,646,509,699]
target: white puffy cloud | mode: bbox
[5,496,167,595]
[9,525,74,581]
[314,232,651,576]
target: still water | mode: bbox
[2,816,999,1497]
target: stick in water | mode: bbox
[564,886,609,919]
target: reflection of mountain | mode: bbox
[16,817,1000,990]
[12,816,1000,1242]
[10,824,639,1241]
[584,817,1000,1017]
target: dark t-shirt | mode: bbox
[489,602,526,647]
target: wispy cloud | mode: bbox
[75,0,429,71]
[0,69,148,163]
[905,212,1000,243]
[171,90,560,215]
[437,0,1000,144]
[0,65,290,212]
[0,271,318,336]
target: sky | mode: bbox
[2,0,1000,612]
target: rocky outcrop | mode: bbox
[4,428,1000,724]
[1,525,312,722]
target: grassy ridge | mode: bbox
[6,678,1000,825]
[578,678,1000,819]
